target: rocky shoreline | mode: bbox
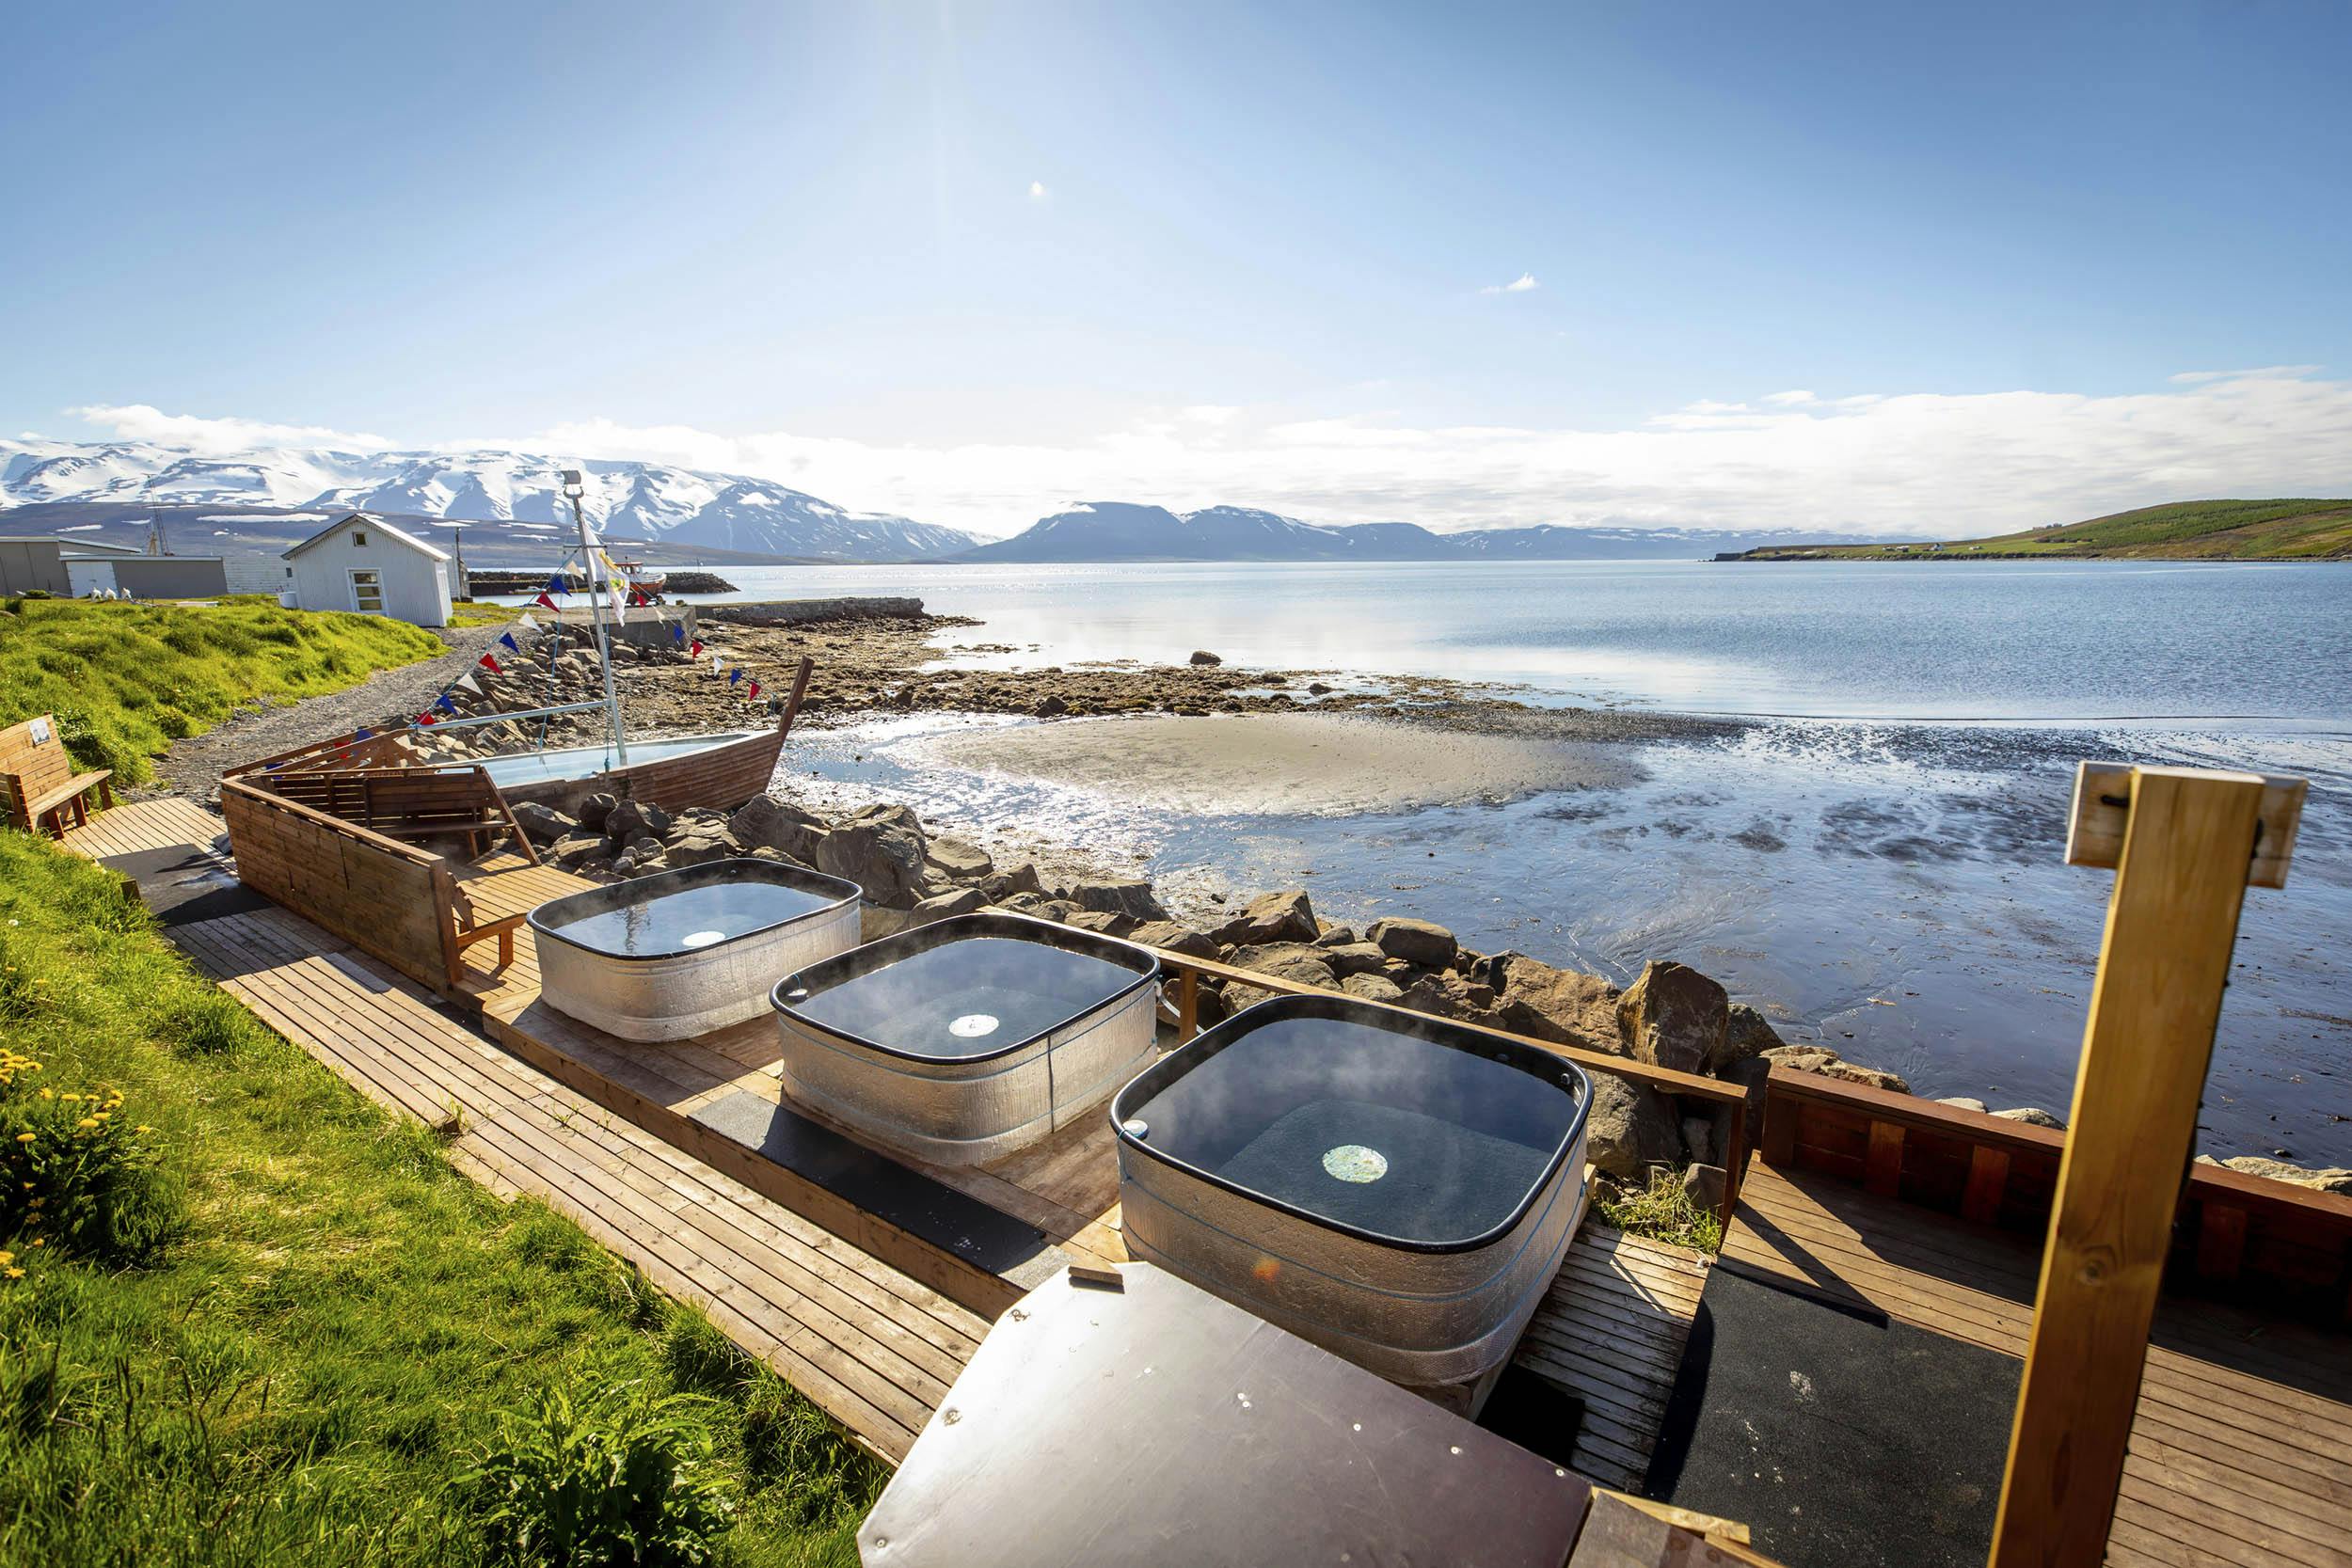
[197,610,2352,1198]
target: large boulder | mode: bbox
[1128,920,1219,960]
[666,830,741,868]
[1397,972,1498,1022]
[1232,943,1338,989]
[1188,650,1222,666]
[909,887,987,927]
[548,833,608,871]
[1321,942,1390,978]
[732,795,829,863]
[1066,910,1139,938]
[1068,879,1170,923]
[981,863,1045,900]
[1340,972,1405,1005]
[603,799,671,845]
[815,819,928,907]
[1213,889,1318,947]
[1494,957,1623,1053]
[1367,917,1457,969]
[925,835,994,884]
[1763,1046,1911,1095]
[1614,961,1728,1076]
[510,800,576,843]
[1718,1003,1786,1074]
[575,791,619,831]
[1991,1106,2065,1129]
[1583,1073,1686,1178]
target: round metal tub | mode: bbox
[530,858,860,1042]
[1112,993,1591,1408]
[771,912,1160,1166]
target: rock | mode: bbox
[1614,961,1728,1076]
[576,792,619,831]
[1494,956,1623,1054]
[848,801,925,837]
[1681,1114,1717,1166]
[1068,879,1170,923]
[1991,1106,2064,1129]
[510,800,577,843]
[2198,1155,2352,1196]
[1311,926,1358,948]
[1192,984,1232,1026]
[1936,1097,1991,1115]
[1034,695,1069,717]
[627,834,664,862]
[744,845,809,869]
[628,856,671,879]
[604,799,672,844]
[1680,1163,1728,1214]
[1340,973,1405,1005]
[666,831,740,868]
[1397,973,1497,1022]
[1128,921,1219,960]
[814,819,929,907]
[1321,942,1389,978]
[1223,982,1282,1013]
[925,835,994,883]
[910,887,987,926]
[1213,889,1319,946]
[1719,1004,1785,1073]
[1763,1046,1912,1095]
[1066,910,1138,938]
[1367,917,1457,969]
[611,850,636,875]
[1583,1073,1686,1178]
[1232,943,1338,988]
[548,833,607,870]
[1188,650,1222,666]
[980,863,1045,900]
[732,795,829,863]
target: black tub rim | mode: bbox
[1111,991,1593,1256]
[527,856,861,963]
[770,911,1161,1067]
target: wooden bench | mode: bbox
[0,714,115,839]
[257,765,538,863]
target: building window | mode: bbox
[350,568,383,613]
[351,531,368,547]
[285,566,294,578]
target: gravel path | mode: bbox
[148,624,512,804]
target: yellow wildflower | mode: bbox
[28,1239,42,1248]
[75,1118,97,1130]
[11,1134,30,1145]
[37,1089,51,1101]
[3,1268,21,1280]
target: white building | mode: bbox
[282,514,458,626]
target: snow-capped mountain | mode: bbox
[957,501,1860,562]
[0,438,976,562]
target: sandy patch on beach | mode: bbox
[924,712,1634,816]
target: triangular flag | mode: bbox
[689,639,704,657]
[746,681,760,700]
[436,694,459,715]
[670,623,685,642]
[478,653,502,674]
[729,668,743,685]
[545,574,567,594]
[710,656,723,676]
[352,727,373,742]
[533,593,557,610]
[417,713,437,727]
[517,612,538,631]
[498,631,520,653]
[453,672,481,694]
[264,761,282,772]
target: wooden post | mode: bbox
[1987,764,2301,1568]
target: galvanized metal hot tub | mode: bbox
[770,912,1160,1165]
[1112,993,1591,1413]
[530,858,861,1042]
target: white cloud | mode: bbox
[1028,180,1048,200]
[1761,389,1817,406]
[60,368,2352,540]
[66,403,393,455]
[1480,272,1540,295]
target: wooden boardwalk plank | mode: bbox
[1724,1159,2352,1568]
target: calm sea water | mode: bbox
[713,559,2351,1163]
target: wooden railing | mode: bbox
[1760,1065,2352,1323]
[1144,947,1754,1227]
[219,776,459,986]
[223,725,419,779]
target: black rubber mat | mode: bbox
[1645,1265,2019,1568]
[98,847,271,928]
[692,1089,1070,1290]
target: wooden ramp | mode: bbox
[1723,1158,2352,1568]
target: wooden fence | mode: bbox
[218,777,456,986]
[1761,1066,2352,1323]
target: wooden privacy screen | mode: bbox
[218,778,455,987]
[1761,1066,2352,1323]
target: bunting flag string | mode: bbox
[453,672,481,695]
[517,611,539,632]
[478,653,502,675]
[498,630,521,654]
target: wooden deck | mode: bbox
[68,794,230,863]
[1723,1158,2352,1568]
[72,799,1702,1490]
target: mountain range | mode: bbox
[0,438,976,562]
[958,502,1861,562]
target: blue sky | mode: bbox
[4,1,2349,535]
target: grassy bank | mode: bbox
[1729,498,2352,562]
[0,596,446,784]
[0,833,881,1566]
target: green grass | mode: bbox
[1597,1168,1724,1254]
[1735,498,2352,562]
[0,596,447,784]
[0,832,882,1567]
[446,601,524,629]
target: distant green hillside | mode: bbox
[1728,499,2352,562]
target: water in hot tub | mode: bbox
[1133,1015,1580,1244]
[549,879,840,958]
[787,937,1139,1058]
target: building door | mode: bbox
[349,568,385,613]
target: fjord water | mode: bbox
[749,559,2350,1164]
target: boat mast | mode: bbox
[561,467,629,766]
